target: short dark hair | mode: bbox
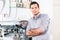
[30,1,39,8]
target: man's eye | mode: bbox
[31,8,34,9]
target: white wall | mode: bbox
[53,0,60,40]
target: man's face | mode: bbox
[30,4,39,16]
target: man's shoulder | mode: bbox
[40,13,48,16]
[40,14,49,18]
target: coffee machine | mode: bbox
[0,20,29,40]
[13,20,29,40]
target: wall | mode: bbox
[53,0,60,40]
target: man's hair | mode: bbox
[30,1,39,8]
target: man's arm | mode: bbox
[26,28,43,37]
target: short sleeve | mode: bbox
[40,14,50,33]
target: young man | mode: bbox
[26,1,50,40]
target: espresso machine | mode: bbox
[0,20,29,40]
[13,20,29,40]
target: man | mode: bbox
[26,1,50,40]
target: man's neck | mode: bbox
[33,14,39,19]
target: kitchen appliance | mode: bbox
[0,20,29,40]
[14,20,29,40]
